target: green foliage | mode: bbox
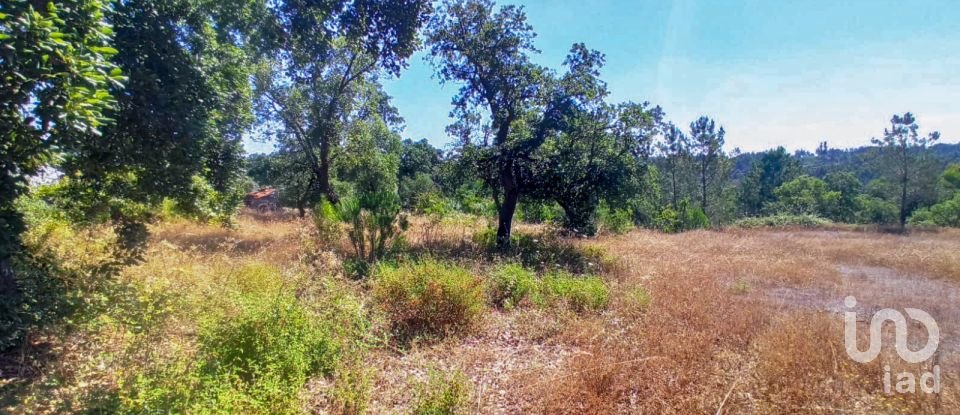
[732,214,832,229]
[1,195,133,350]
[124,294,339,414]
[1,0,121,264]
[909,192,960,227]
[655,199,709,233]
[823,171,862,222]
[403,173,442,211]
[518,200,563,224]
[541,271,609,312]
[596,202,635,235]
[854,195,898,225]
[254,0,430,204]
[335,192,409,264]
[330,358,374,415]
[410,369,472,415]
[689,116,729,216]
[942,164,960,193]
[488,263,539,308]
[373,260,486,340]
[768,175,841,217]
[870,112,941,228]
[731,278,752,295]
[738,147,801,216]
[165,176,245,227]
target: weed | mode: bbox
[410,369,471,415]
[373,260,486,341]
[487,263,538,308]
[541,271,609,312]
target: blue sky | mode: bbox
[245,0,960,154]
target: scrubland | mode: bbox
[2,212,959,414]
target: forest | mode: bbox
[2,0,960,413]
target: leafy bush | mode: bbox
[330,358,374,415]
[732,214,832,229]
[373,260,486,340]
[124,294,339,414]
[312,199,343,248]
[854,195,898,225]
[656,199,709,233]
[410,369,472,415]
[541,271,609,312]
[416,192,455,219]
[768,175,841,217]
[596,202,634,235]
[518,200,562,224]
[335,191,409,264]
[909,192,960,227]
[488,263,539,308]
[2,196,132,350]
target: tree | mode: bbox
[657,122,690,208]
[941,163,960,194]
[247,152,319,217]
[427,0,545,248]
[254,0,430,205]
[522,45,662,235]
[67,0,253,209]
[738,147,801,216]
[769,175,839,216]
[824,171,862,222]
[398,139,442,208]
[871,113,940,230]
[1,0,121,300]
[689,116,726,214]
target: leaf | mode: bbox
[91,46,119,55]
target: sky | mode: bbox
[244,0,960,154]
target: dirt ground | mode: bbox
[350,227,960,414]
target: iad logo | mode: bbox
[843,296,941,394]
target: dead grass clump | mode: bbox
[750,312,883,413]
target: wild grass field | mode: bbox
[2,211,958,414]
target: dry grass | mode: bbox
[5,212,960,414]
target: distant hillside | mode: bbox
[730,142,960,183]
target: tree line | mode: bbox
[4,0,960,285]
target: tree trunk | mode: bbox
[496,157,519,250]
[296,199,306,218]
[899,177,908,231]
[496,188,519,250]
[700,164,708,211]
[318,136,339,204]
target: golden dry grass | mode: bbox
[5,213,959,414]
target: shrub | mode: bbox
[312,199,343,248]
[732,214,831,229]
[373,260,486,340]
[331,358,374,415]
[410,369,472,415]
[488,263,538,308]
[336,191,409,264]
[124,294,339,414]
[518,200,562,224]
[909,192,960,227]
[596,202,634,235]
[854,195,898,225]
[655,199,709,233]
[541,272,609,312]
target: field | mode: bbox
[2,212,959,414]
